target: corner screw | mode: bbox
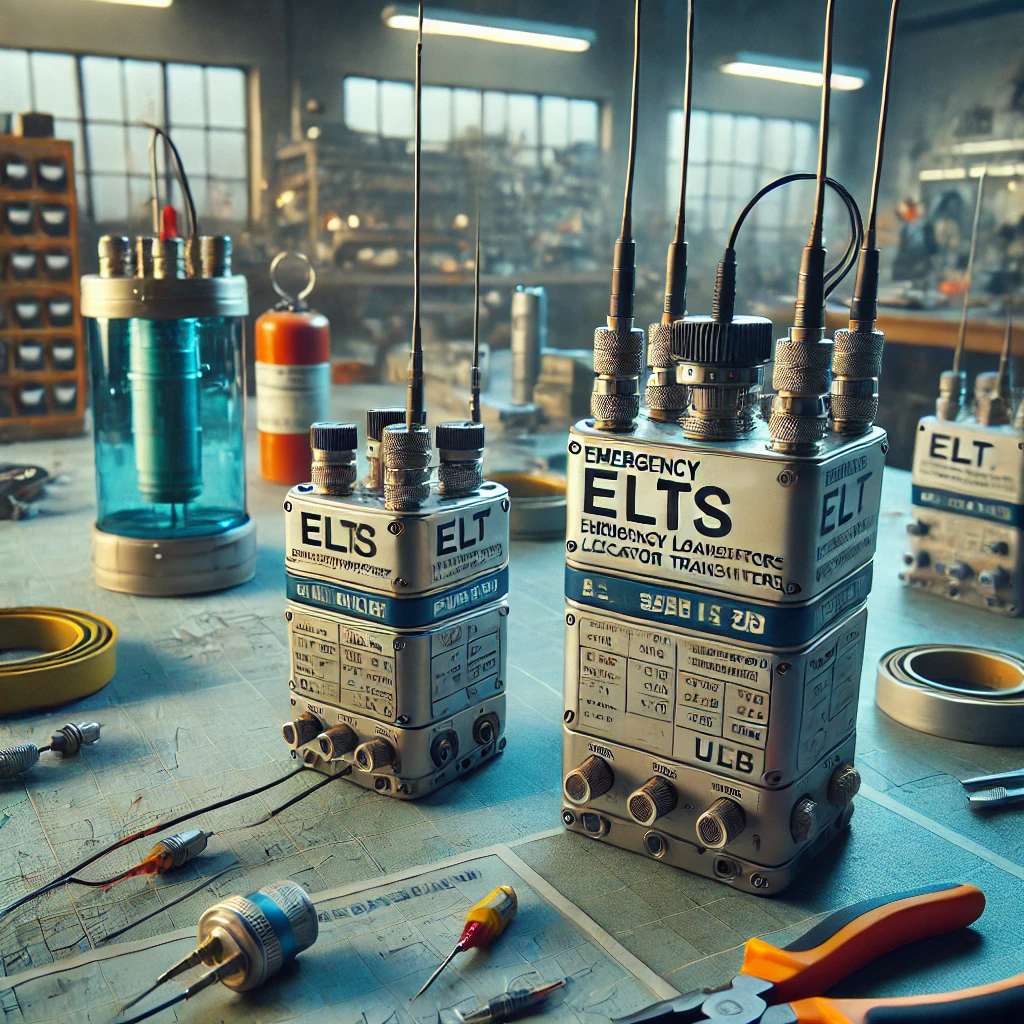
[777,470,797,487]
[395,577,409,588]
[285,610,292,621]
[501,498,510,512]
[881,441,889,455]
[388,521,403,535]
[499,606,510,617]
[565,613,575,626]
[563,709,575,724]
[394,639,406,651]
[284,501,292,512]
[566,540,577,553]
[562,810,576,825]
[568,440,582,455]
[777,662,791,675]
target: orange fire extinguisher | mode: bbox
[255,252,331,485]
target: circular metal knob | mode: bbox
[827,763,861,807]
[317,724,357,761]
[354,738,396,772]
[430,730,460,768]
[627,777,677,826]
[695,798,745,850]
[945,561,972,581]
[282,714,321,749]
[563,755,613,805]
[472,713,500,747]
[980,567,1010,591]
[906,520,929,537]
[310,422,358,495]
[790,796,820,844]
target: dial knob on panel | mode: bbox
[945,561,972,581]
[317,724,357,761]
[695,798,745,850]
[790,796,820,843]
[563,755,613,805]
[282,714,321,749]
[827,763,861,806]
[354,738,396,772]
[627,777,677,826]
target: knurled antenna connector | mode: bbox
[310,422,358,496]
[644,322,688,422]
[829,327,884,436]
[671,315,772,441]
[591,325,645,431]
[935,369,967,422]
[382,423,432,511]
[0,722,100,779]
[147,828,210,873]
[974,371,1011,427]
[769,327,833,454]
[435,421,485,497]
[365,408,410,491]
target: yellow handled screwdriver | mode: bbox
[413,885,518,999]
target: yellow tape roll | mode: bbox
[0,607,117,715]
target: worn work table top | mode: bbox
[2,384,1023,1013]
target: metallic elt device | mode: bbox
[903,173,1024,616]
[280,8,510,799]
[560,0,900,894]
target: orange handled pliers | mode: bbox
[617,883,1024,1023]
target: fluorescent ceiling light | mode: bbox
[919,167,966,181]
[950,138,1024,155]
[86,0,173,6]
[382,5,594,52]
[920,163,1024,181]
[720,52,866,90]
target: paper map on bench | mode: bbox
[0,847,677,1024]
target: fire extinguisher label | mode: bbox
[256,361,331,434]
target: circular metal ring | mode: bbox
[270,250,316,303]
[876,644,1024,746]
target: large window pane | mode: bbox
[453,89,481,139]
[209,179,247,220]
[541,96,569,149]
[124,60,164,124]
[205,66,246,128]
[688,110,709,164]
[92,175,129,221]
[82,56,124,122]
[709,112,734,162]
[54,120,86,173]
[734,116,762,165]
[171,127,207,176]
[421,85,452,145]
[569,99,598,146]
[87,123,128,173]
[762,119,793,171]
[208,130,247,178]
[167,63,206,126]
[344,77,378,134]
[31,53,79,119]
[0,50,31,115]
[507,94,538,147]
[380,80,413,138]
[483,91,507,138]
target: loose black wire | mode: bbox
[726,172,863,295]
[117,988,188,1024]
[0,766,307,922]
[100,865,243,944]
[140,122,199,239]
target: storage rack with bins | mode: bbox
[0,135,84,441]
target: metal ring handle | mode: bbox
[270,251,316,304]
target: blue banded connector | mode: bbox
[281,419,511,799]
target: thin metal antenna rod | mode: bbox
[470,194,482,424]
[406,2,424,430]
[866,0,900,245]
[810,0,836,250]
[952,168,986,377]
[620,0,641,242]
[996,302,1013,396]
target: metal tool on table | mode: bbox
[117,881,318,1022]
[455,979,565,1024]
[414,885,519,999]
[616,882,1024,1024]
[961,768,1024,809]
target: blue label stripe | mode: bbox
[565,563,872,647]
[912,485,1023,528]
[249,891,297,965]
[288,567,509,627]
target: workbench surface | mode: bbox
[2,385,1023,1012]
